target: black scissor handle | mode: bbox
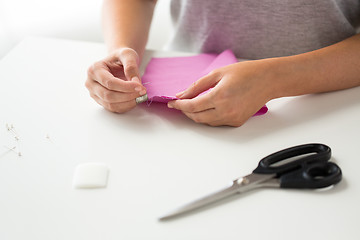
[253,143,331,175]
[279,161,342,188]
[253,143,342,189]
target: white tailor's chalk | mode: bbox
[73,163,109,189]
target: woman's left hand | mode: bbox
[167,59,278,127]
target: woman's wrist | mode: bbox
[264,55,314,100]
[247,57,291,102]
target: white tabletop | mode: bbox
[0,37,359,240]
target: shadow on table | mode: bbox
[159,175,347,222]
[140,87,360,143]
[96,87,359,144]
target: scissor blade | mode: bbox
[158,173,276,221]
[159,183,239,221]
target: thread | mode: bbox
[4,123,22,157]
[146,97,154,107]
[3,146,21,157]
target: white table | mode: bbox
[0,37,359,240]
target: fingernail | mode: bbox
[132,76,139,82]
[167,103,173,108]
[139,89,146,95]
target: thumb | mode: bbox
[118,48,142,84]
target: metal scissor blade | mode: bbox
[159,173,276,221]
[159,182,239,221]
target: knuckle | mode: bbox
[124,63,137,75]
[118,47,132,55]
[119,48,139,58]
[208,69,221,78]
[89,93,97,99]
[192,115,204,124]
[190,81,198,91]
[84,79,91,89]
[107,102,118,112]
[116,105,133,114]
[213,93,230,109]
[229,113,245,127]
[192,116,200,123]
[104,79,114,89]
[216,88,230,100]
[102,91,114,102]
[207,91,217,105]
[93,61,103,69]
[227,107,237,118]
[91,62,102,74]
[232,121,244,127]
[186,103,197,112]
[221,110,235,124]
[208,69,217,76]
[87,65,94,76]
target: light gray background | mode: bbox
[0,0,173,59]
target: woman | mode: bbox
[85,0,360,127]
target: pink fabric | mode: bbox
[142,50,268,116]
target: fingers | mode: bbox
[86,48,147,113]
[176,70,222,99]
[168,93,225,125]
[86,47,148,113]
[86,80,141,103]
[117,48,141,83]
[85,75,141,114]
[167,71,224,125]
[89,61,141,93]
[90,93,136,113]
[168,93,215,113]
[90,47,146,94]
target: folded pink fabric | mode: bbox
[142,49,268,116]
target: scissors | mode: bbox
[159,143,342,220]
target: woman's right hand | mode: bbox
[85,47,147,113]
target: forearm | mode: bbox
[102,0,157,59]
[270,33,360,99]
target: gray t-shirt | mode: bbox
[167,0,360,59]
